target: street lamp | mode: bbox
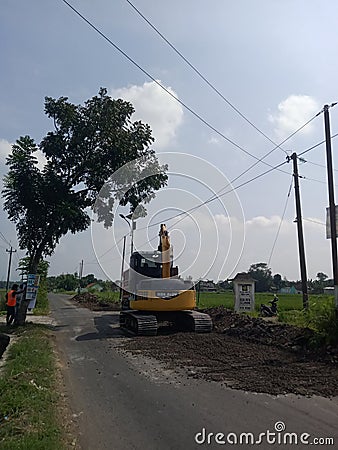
[119,213,136,254]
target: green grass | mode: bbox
[0,290,5,315]
[96,290,119,303]
[0,324,64,449]
[196,291,307,311]
[33,282,49,316]
[198,291,338,345]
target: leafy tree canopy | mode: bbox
[2,88,168,272]
[248,262,273,292]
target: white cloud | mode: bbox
[208,136,221,145]
[235,214,330,280]
[111,80,184,149]
[0,139,11,166]
[0,138,46,170]
[268,95,319,140]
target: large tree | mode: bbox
[248,262,273,292]
[2,88,168,273]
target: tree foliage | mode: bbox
[248,262,273,292]
[2,88,168,272]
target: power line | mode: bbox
[135,115,320,236]
[125,0,289,156]
[135,160,290,251]
[301,174,338,188]
[0,231,11,247]
[299,132,338,157]
[60,0,331,261]
[268,175,293,265]
[60,0,320,174]
[86,233,128,265]
[136,117,325,236]
[304,159,338,172]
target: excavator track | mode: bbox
[177,310,213,333]
[120,311,158,336]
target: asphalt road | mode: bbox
[49,294,338,450]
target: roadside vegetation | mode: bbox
[198,291,338,346]
[0,324,64,449]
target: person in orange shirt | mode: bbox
[6,284,19,326]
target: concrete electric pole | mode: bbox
[6,246,17,292]
[324,103,338,309]
[289,153,309,309]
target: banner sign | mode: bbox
[26,274,40,310]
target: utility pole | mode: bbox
[324,104,338,309]
[290,153,309,309]
[6,247,17,292]
[119,235,127,304]
[78,260,84,294]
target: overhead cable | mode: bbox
[268,175,293,265]
[60,0,321,173]
[125,0,289,156]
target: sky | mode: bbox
[1,0,338,283]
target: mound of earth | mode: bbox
[203,306,317,351]
[72,293,120,311]
[122,307,338,397]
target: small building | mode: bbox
[280,285,301,295]
[198,280,217,292]
[84,282,104,292]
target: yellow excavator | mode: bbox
[120,224,212,335]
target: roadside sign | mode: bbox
[26,274,40,310]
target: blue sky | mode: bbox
[1,0,338,282]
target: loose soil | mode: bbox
[121,306,338,397]
[72,293,120,311]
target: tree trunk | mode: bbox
[16,298,30,326]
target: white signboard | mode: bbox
[234,281,255,312]
[26,274,40,310]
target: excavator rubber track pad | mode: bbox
[178,310,213,333]
[120,311,158,336]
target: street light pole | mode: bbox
[119,214,135,254]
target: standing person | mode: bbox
[6,284,19,326]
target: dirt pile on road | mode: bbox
[123,331,338,397]
[204,306,316,351]
[121,307,338,397]
[72,293,120,311]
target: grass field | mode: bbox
[93,289,332,314]
[196,291,311,311]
